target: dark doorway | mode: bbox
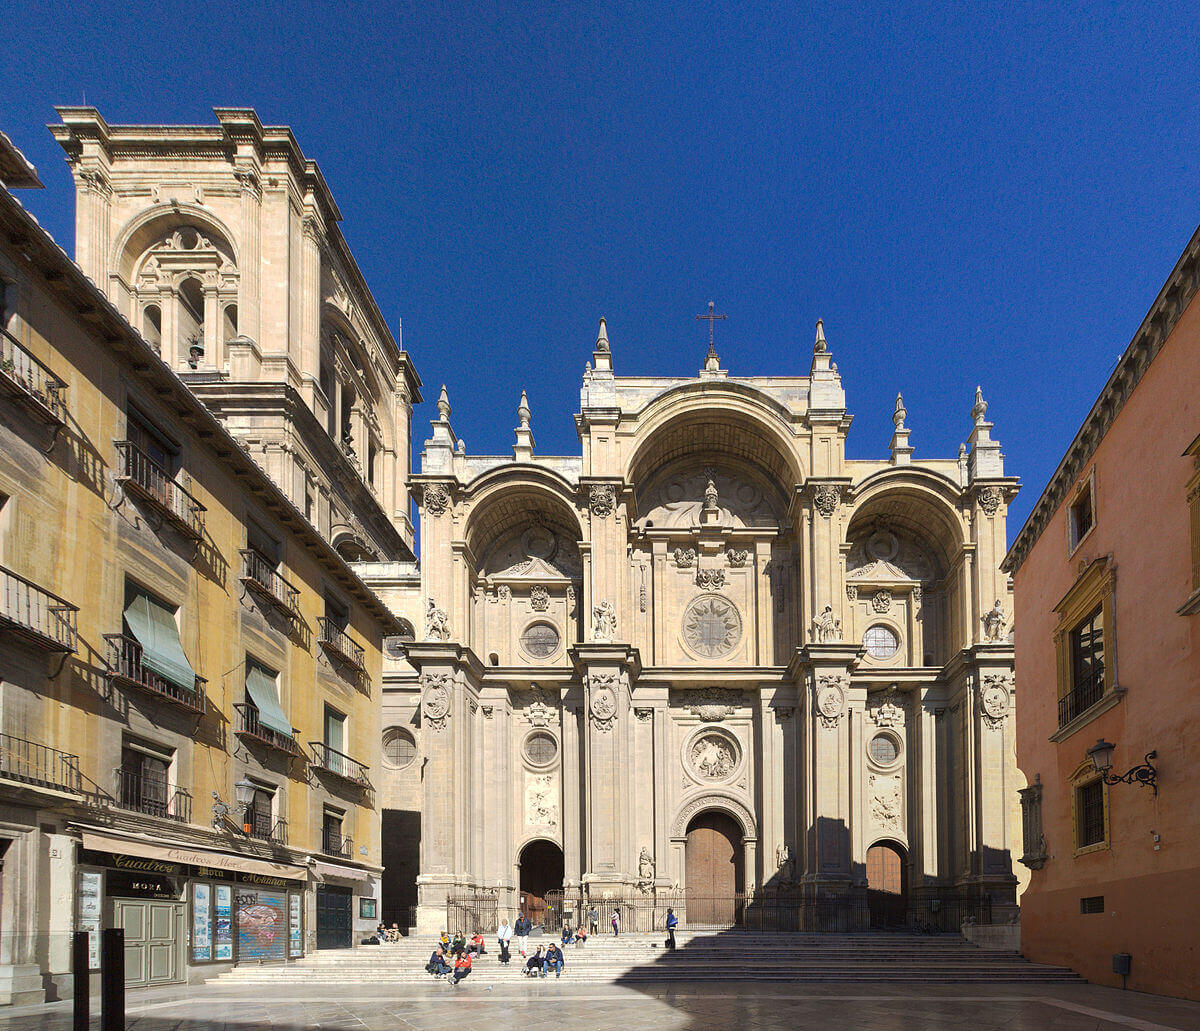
[685,810,744,926]
[381,809,420,930]
[315,885,352,949]
[866,841,908,928]
[518,839,563,930]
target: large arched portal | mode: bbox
[517,839,563,930]
[865,840,909,928]
[685,810,744,926]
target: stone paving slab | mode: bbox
[2,981,1198,1031]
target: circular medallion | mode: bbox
[521,527,557,562]
[682,594,743,658]
[423,684,450,720]
[982,683,1008,720]
[687,729,740,782]
[520,621,561,659]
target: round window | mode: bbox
[520,621,560,658]
[863,624,900,659]
[868,733,899,766]
[382,727,417,769]
[524,731,559,767]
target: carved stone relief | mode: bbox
[846,584,858,601]
[592,600,618,642]
[526,774,559,830]
[421,672,454,731]
[980,674,1012,730]
[588,673,618,732]
[871,589,893,614]
[811,605,842,644]
[678,687,744,722]
[868,685,906,728]
[727,548,749,567]
[813,484,841,518]
[424,599,451,641]
[695,568,726,590]
[815,675,847,730]
[530,585,550,611]
[689,731,739,781]
[589,484,618,518]
[978,486,1004,516]
[869,773,903,831]
[640,469,779,529]
[682,594,742,658]
[423,483,450,516]
[674,547,696,568]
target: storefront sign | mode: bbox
[359,897,377,920]
[81,850,182,876]
[237,888,286,962]
[215,885,233,961]
[106,870,179,900]
[192,866,291,888]
[192,883,212,961]
[288,892,302,958]
[78,871,102,970]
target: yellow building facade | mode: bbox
[0,133,400,1002]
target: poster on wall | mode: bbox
[237,888,286,962]
[192,883,212,961]
[288,893,302,958]
[215,885,233,961]
[78,871,102,970]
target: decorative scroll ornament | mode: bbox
[815,674,848,730]
[421,672,454,731]
[978,486,1004,516]
[813,484,841,518]
[530,585,550,611]
[481,705,494,720]
[588,673,618,732]
[869,685,905,728]
[980,674,1012,730]
[591,599,618,642]
[727,548,749,567]
[517,684,556,728]
[774,706,795,723]
[634,707,653,722]
[981,599,1008,641]
[811,604,843,644]
[589,484,617,519]
[869,773,903,830]
[872,589,893,614]
[498,584,512,601]
[696,568,726,590]
[424,599,451,641]
[846,584,857,601]
[423,483,451,516]
[526,775,559,829]
[674,547,696,568]
[684,687,744,722]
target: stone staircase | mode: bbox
[212,931,1084,985]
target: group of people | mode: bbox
[374,923,403,943]
[425,907,681,986]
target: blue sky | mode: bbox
[5,2,1199,544]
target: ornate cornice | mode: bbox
[1004,223,1200,574]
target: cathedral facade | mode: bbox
[382,318,1024,931]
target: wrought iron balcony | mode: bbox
[238,550,300,618]
[1058,680,1106,728]
[318,618,366,670]
[248,813,288,845]
[309,742,371,789]
[113,768,192,823]
[0,566,78,653]
[233,702,304,758]
[0,328,66,425]
[0,733,82,794]
[114,440,206,540]
[104,634,207,715]
[321,829,353,858]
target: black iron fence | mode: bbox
[114,440,206,539]
[0,565,78,652]
[113,767,192,823]
[0,732,82,793]
[239,549,300,616]
[446,894,500,936]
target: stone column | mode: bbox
[76,167,112,302]
[406,642,483,932]
[571,642,641,894]
[300,212,323,398]
[561,696,583,889]
[235,166,263,347]
[202,282,219,367]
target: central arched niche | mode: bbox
[634,459,784,530]
[466,484,583,666]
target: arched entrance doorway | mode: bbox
[685,810,744,927]
[865,841,909,928]
[517,839,563,930]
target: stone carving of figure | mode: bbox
[775,843,794,883]
[425,598,451,641]
[703,479,719,512]
[592,599,618,642]
[981,599,1008,642]
[691,736,736,779]
[811,604,842,644]
[637,847,655,892]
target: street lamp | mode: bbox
[234,776,256,834]
[1087,739,1158,796]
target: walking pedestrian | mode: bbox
[588,905,599,936]
[665,907,678,950]
[497,916,513,964]
[611,908,620,937]
[514,912,531,957]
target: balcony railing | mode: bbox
[1058,680,1106,728]
[309,742,371,789]
[321,829,353,858]
[0,566,78,653]
[0,733,82,794]
[248,813,288,845]
[114,440,206,540]
[104,634,207,715]
[238,550,300,618]
[0,327,66,424]
[113,768,192,823]
[233,703,303,758]
[318,618,366,670]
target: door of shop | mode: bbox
[116,899,185,987]
[316,886,352,949]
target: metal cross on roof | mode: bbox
[696,300,726,360]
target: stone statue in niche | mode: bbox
[981,599,1008,641]
[811,604,842,644]
[637,847,655,893]
[592,599,618,642]
[424,599,451,641]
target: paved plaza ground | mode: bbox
[2,980,1198,1031]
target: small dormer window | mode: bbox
[1067,473,1096,554]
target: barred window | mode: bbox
[1076,779,1105,848]
[382,727,417,769]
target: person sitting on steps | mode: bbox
[542,941,565,979]
[451,950,472,987]
[574,925,588,948]
[524,946,544,977]
[468,931,486,956]
[426,946,451,977]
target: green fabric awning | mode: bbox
[246,665,293,738]
[124,593,197,695]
